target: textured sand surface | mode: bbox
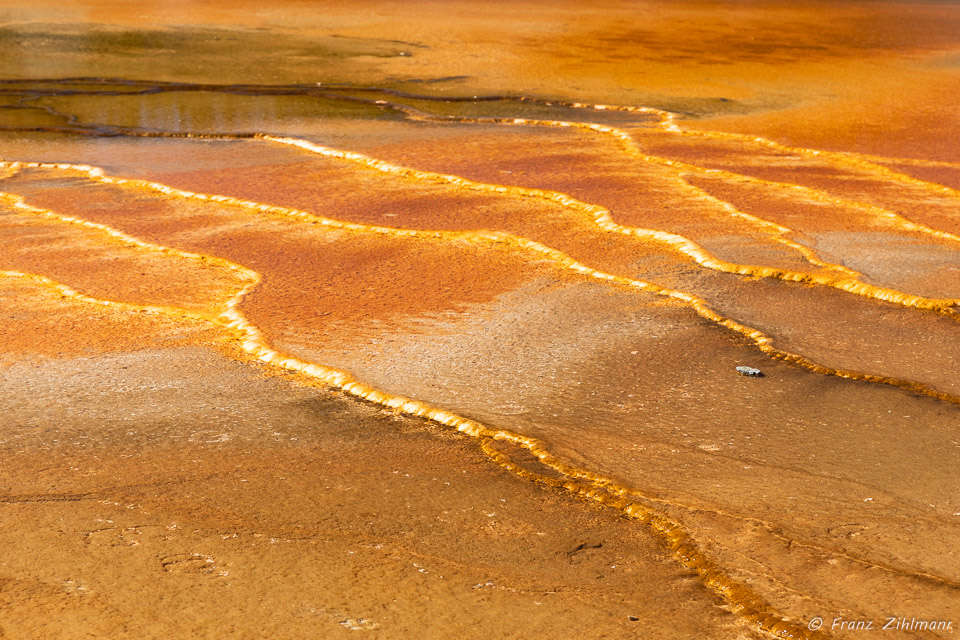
[1,2,960,639]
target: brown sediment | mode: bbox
[3,209,956,638]
[0,156,896,638]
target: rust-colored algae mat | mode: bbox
[1,2,959,639]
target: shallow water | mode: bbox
[1,2,959,639]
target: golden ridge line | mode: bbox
[271,127,853,277]
[322,94,857,272]
[299,101,960,311]
[853,155,960,169]
[5,159,960,406]
[361,99,848,263]
[0,269,216,324]
[259,86,960,278]
[262,134,853,279]
[17,76,960,210]
[264,134,960,312]
[535,110,960,249]
[0,191,253,315]
[478,440,823,640]
[0,262,825,640]
[0,160,462,241]
[0,148,846,298]
[513,94,960,201]
[372,97,835,257]
[681,179,855,275]
[586,144,861,276]
[5,92,954,311]
[673,124,960,201]
[625,140,960,247]
[406,95,960,248]
[516,104,865,276]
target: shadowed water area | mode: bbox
[1,2,959,639]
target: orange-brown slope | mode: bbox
[0,275,218,362]
[0,194,246,313]
[40,140,956,400]
[0,282,761,640]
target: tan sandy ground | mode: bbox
[1,1,960,638]
[0,281,760,640]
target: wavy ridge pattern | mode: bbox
[5,79,960,312]
[9,75,960,197]
[306,97,960,311]
[624,138,960,246]
[672,122,960,202]
[4,159,958,408]
[498,91,960,202]
[3,86,960,636]
[0,187,253,315]
[340,88,960,229]
[0,223,824,640]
